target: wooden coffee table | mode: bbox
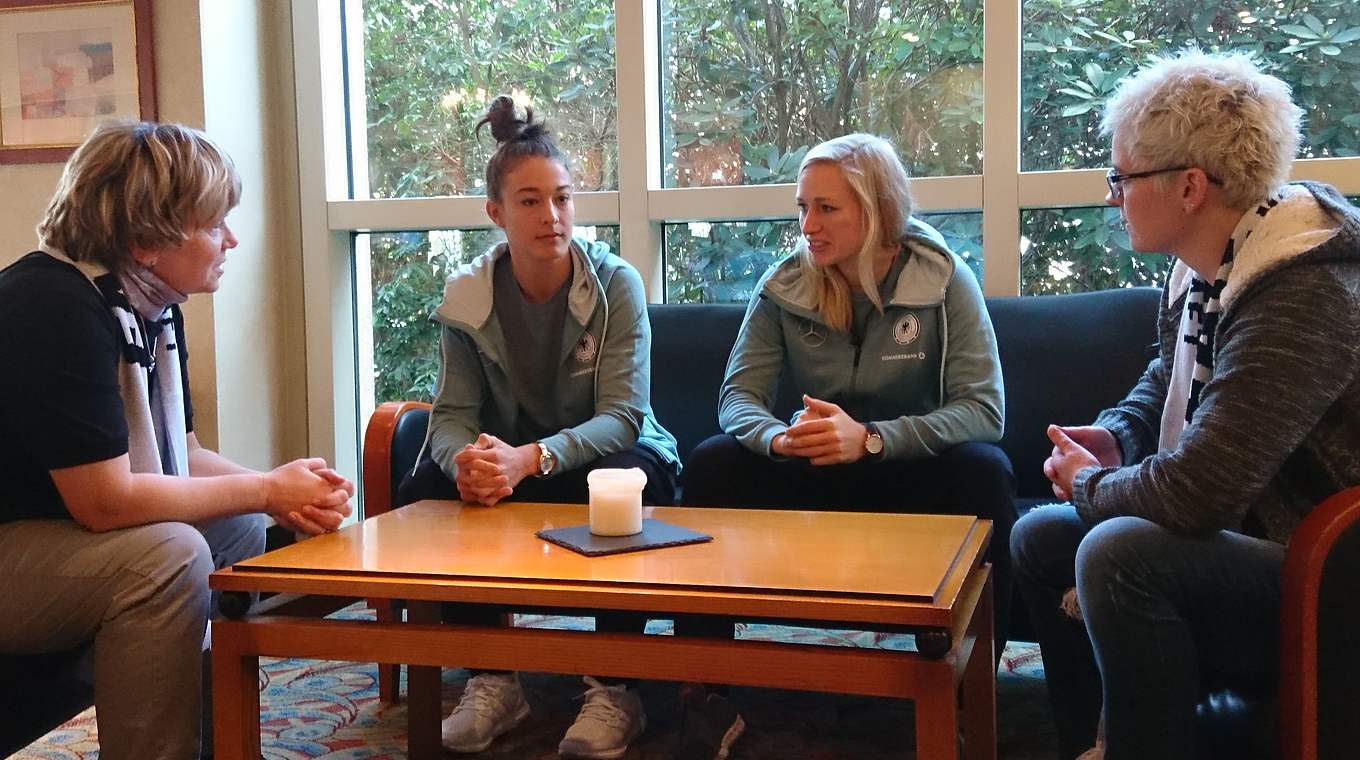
[209,500,994,759]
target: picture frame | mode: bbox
[0,0,155,164]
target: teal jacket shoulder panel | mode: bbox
[425,238,679,481]
[718,219,1004,460]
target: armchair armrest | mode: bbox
[1280,485,1360,760]
[362,401,432,519]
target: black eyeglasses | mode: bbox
[1105,166,1222,199]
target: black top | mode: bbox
[0,252,193,522]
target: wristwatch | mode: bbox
[863,423,884,457]
[535,442,556,477]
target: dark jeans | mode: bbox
[1010,506,1283,760]
[679,435,1017,656]
[405,444,675,682]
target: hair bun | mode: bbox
[478,95,541,145]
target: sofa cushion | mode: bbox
[986,288,1160,500]
[649,288,1160,498]
[389,290,1161,500]
[647,303,800,461]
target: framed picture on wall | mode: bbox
[0,0,155,164]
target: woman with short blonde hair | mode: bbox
[1012,50,1360,760]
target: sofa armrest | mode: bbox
[1280,485,1360,760]
[362,401,432,519]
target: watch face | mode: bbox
[865,434,883,455]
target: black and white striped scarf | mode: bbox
[1159,192,1282,449]
[43,250,190,476]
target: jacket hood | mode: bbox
[1166,181,1359,310]
[760,216,959,320]
[432,236,614,332]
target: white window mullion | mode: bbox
[1292,158,1360,195]
[291,0,360,508]
[981,0,1021,296]
[647,177,984,224]
[343,0,378,443]
[327,192,620,232]
[615,0,663,301]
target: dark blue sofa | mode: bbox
[647,287,1162,510]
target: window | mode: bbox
[660,0,983,187]
[1020,207,1169,295]
[1022,0,1360,171]
[291,0,1360,476]
[359,0,617,198]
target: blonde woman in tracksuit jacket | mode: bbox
[682,134,1017,655]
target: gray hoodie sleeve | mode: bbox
[1093,355,1169,465]
[1071,267,1360,535]
[540,265,648,472]
[1091,287,1176,464]
[428,327,489,481]
[876,262,1004,459]
[718,290,791,456]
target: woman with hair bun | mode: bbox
[402,95,678,759]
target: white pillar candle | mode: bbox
[587,468,646,536]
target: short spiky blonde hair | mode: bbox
[37,121,241,273]
[796,133,914,332]
[1101,50,1302,210]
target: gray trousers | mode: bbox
[0,513,265,760]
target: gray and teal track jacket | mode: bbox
[425,238,680,481]
[1073,182,1360,543]
[718,217,1004,460]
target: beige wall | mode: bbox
[199,0,307,468]
[0,0,308,469]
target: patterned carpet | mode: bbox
[15,610,1057,759]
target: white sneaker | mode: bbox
[557,676,647,759]
[441,672,530,753]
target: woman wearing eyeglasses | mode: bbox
[1011,50,1360,760]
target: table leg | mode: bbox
[211,619,261,760]
[373,597,403,705]
[406,600,442,760]
[961,573,997,760]
[915,667,960,760]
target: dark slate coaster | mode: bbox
[536,519,713,557]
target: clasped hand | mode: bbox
[772,394,868,466]
[452,433,531,506]
[1042,424,1119,500]
[264,458,355,535]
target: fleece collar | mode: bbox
[1165,183,1343,311]
[433,237,608,334]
